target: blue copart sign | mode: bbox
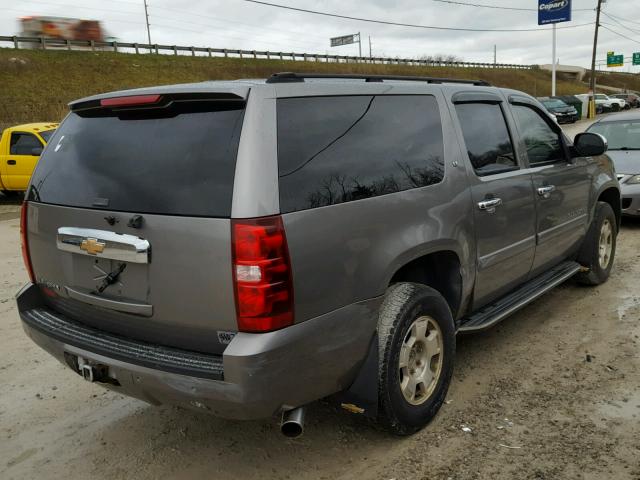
[538,0,572,25]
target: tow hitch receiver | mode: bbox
[68,355,118,385]
[81,364,98,382]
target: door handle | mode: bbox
[7,160,16,165]
[477,197,502,213]
[537,185,556,198]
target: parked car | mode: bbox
[0,122,57,195]
[611,93,640,109]
[538,97,579,124]
[17,73,620,437]
[595,93,625,112]
[587,110,640,217]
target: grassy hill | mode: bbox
[584,71,640,93]
[1,48,591,129]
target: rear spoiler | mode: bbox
[70,91,247,113]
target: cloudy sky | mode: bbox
[1,0,638,71]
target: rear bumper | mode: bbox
[17,283,381,419]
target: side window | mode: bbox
[511,105,564,165]
[10,132,42,155]
[454,103,517,176]
[277,95,445,213]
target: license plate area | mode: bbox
[71,256,149,301]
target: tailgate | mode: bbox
[24,92,246,354]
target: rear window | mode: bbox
[39,129,56,143]
[277,95,444,213]
[29,100,245,217]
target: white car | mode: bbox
[595,94,625,111]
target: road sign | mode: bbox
[538,0,572,25]
[633,52,640,66]
[607,52,624,68]
[330,34,359,47]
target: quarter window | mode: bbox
[512,105,564,165]
[277,95,445,213]
[454,103,517,176]
[10,132,42,155]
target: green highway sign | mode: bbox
[634,52,640,66]
[607,52,624,68]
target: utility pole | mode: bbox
[369,36,372,59]
[357,32,362,58]
[552,23,557,96]
[493,44,496,65]
[143,0,152,50]
[588,0,603,118]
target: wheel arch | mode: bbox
[388,249,464,320]
[597,185,621,230]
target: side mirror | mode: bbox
[573,132,607,157]
[31,147,43,156]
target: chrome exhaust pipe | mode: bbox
[280,407,305,438]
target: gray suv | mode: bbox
[17,72,620,436]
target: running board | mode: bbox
[458,261,581,333]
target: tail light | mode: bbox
[231,216,294,332]
[100,94,162,108]
[20,202,35,282]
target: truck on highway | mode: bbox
[0,123,57,195]
[19,16,104,46]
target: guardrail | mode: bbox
[0,35,534,70]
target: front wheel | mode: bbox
[377,283,455,435]
[576,201,617,285]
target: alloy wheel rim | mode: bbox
[598,218,613,270]
[398,316,444,406]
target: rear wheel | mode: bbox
[377,283,455,435]
[576,201,617,285]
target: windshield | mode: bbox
[542,99,567,109]
[39,129,56,143]
[588,121,640,150]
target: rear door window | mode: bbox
[277,95,444,213]
[29,100,245,217]
[454,103,517,176]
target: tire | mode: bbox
[612,104,620,112]
[377,283,455,435]
[576,201,617,285]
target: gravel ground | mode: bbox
[1,119,639,479]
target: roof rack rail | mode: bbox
[265,72,491,86]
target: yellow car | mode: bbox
[0,122,58,194]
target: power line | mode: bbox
[601,12,640,36]
[601,21,640,38]
[148,4,329,41]
[240,0,594,32]
[431,0,592,12]
[600,25,640,46]
[19,0,140,16]
[603,12,640,27]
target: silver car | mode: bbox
[17,73,620,437]
[587,111,640,217]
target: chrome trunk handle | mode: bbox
[57,227,150,264]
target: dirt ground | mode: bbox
[1,118,639,479]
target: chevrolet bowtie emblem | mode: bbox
[80,238,106,255]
